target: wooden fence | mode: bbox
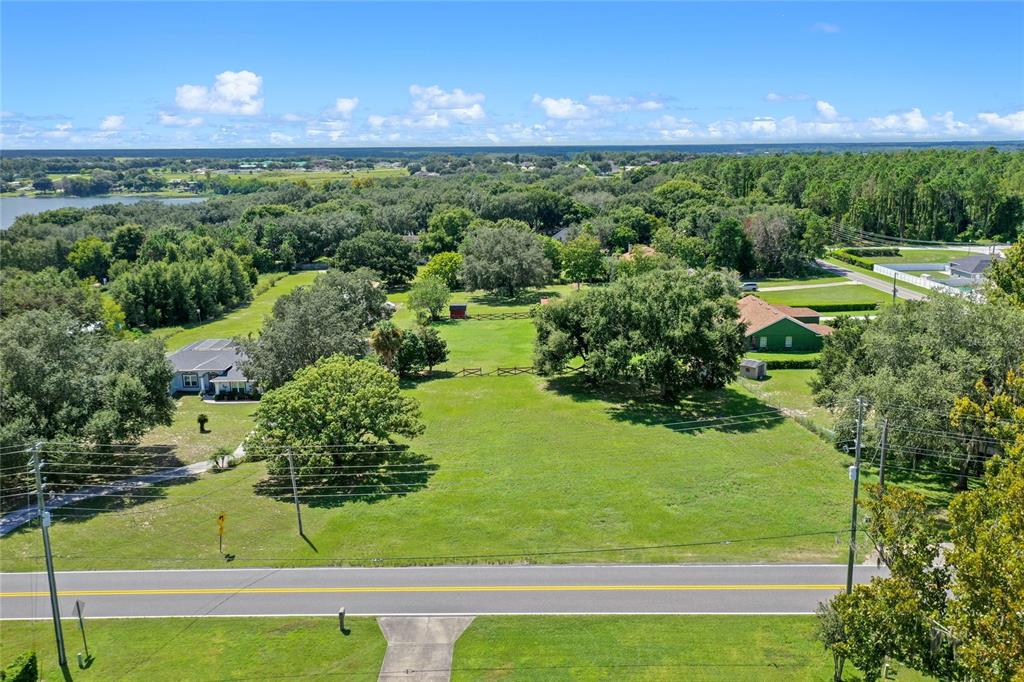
[446,365,585,378]
[450,366,536,377]
[465,311,532,321]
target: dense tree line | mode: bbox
[109,249,252,328]
[2,148,1022,335]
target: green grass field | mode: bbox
[153,271,321,351]
[739,369,833,432]
[453,615,930,681]
[0,617,386,681]
[136,394,256,464]
[756,284,891,308]
[752,275,847,288]
[0,374,855,571]
[861,248,981,265]
[0,615,932,681]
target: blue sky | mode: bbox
[2,1,1022,148]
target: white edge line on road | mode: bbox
[1,563,857,577]
[0,611,816,621]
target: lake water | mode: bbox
[0,195,206,230]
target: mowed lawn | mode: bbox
[862,247,982,265]
[0,617,386,681]
[453,616,931,681]
[0,374,854,571]
[136,393,257,464]
[756,284,891,308]
[739,369,834,432]
[154,271,322,351]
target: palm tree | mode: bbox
[370,321,403,371]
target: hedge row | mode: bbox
[810,303,881,312]
[766,358,819,369]
[830,249,876,269]
[842,247,901,257]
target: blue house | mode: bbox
[167,339,255,397]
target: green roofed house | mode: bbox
[738,295,832,352]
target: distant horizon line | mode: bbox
[3,139,1022,158]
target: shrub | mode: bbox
[1,651,38,682]
[767,358,819,369]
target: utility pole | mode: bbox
[286,450,303,536]
[846,398,865,595]
[31,443,67,667]
[878,418,889,496]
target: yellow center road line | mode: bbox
[0,584,843,598]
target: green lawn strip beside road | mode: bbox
[136,394,256,464]
[756,284,892,308]
[0,376,854,571]
[823,258,934,298]
[153,271,322,352]
[453,615,931,681]
[0,617,386,681]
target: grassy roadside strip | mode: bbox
[452,615,931,681]
[0,617,386,681]
[823,257,934,298]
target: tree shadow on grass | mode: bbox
[399,371,457,389]
[252,447,438,509]
[543,374,789,436]
[25,471,201,529]
[468,289,558,308]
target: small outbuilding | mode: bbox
[739,358,767,381]
[449,303,468,319]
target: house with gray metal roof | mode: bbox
[166,339,255,397]
[946,254,999,283]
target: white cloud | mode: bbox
[811,22,840,33]
[532,94,589,119]
[868,108,929,133]
[366,85,487,132]
[816,100,839,121]
[977,110,1024,134]
[587,94,663,112]
[306,118,350,141]
[175,70,264,115]
[410,84,484,111]
[933,111,976,136]
[42,122,72,139]
[334,97,360,117]
[409,84,485,121]
[269,132,295,144]
[100,115,124,131]
[650,115,697,140]
[766,92,809,102]
[281,112,305,122]
[159,111,204,127]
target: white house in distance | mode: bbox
[166,339,255,397]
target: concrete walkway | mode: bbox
[377,616,474,682]
[0,444,244,537]
[757,281,856,292]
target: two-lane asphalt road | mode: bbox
[0,564,886,619]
